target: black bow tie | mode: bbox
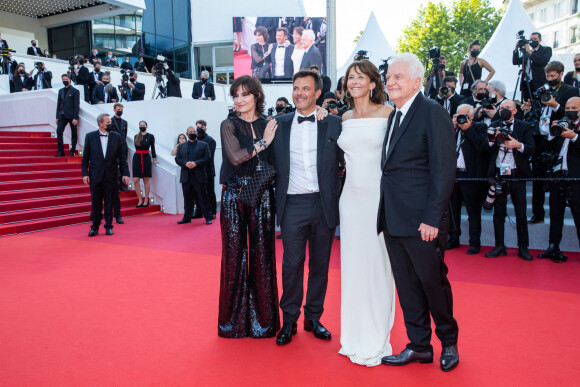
[278,45,285,48]
[99,133,108,137]
[297,115,315,124]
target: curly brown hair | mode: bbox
[254,26,269,44]
[230,75,265,117]
[342,60,386,107]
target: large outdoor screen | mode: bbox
[233,17,328,82]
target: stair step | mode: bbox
[0,150,66,157]
[0,177,83,192]
[0,191,135,212]
[0,156,80,165]
[0,185,90,202]
[0,131,52,138]
[0,162,81,173]
[0,206,161,236]
[0,137,58,144]
[0,143,66,150]
[0,170,82,183]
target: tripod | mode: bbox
[152,78,167,99]
[512,47,534,103]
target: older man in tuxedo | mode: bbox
[378,53,459,372]
[299,30,322,71]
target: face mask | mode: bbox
[108,55,112,59]
[95,51,98,55]
[32,43,36,46]
[201,78,207,84]
[576,67,580,72]
[275,105,285,113]
[130,77,136,83]
[548,78,560,87]
[530,40,540,49]
[19,69,25,75]
[44,51,48,55]
[471,50,479,57]
[500,108,512,121]
[566,111,579,121]
[438,63,445,70]
[476,92,487,100]
[102,81,109,85]
[105,124,113,132]
[188,133,197,141]
[197,128,206,137]
[126,59,129,63]
[139,126,147,132]
[116,110,123,117]
[62,80,70,86]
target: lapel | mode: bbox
[316,117,328,174]
[385,93,423,163]
[283,113,295,173]
[94,131,105,161]
[104,133,113,160]
[382,110,395,170]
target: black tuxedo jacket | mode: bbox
[75,66,90,85]
[192,82,215,100]
[272,113,343,229]
[437,93,463,116]
[175,140,210,184]
[457,122,490,178]
[548,133,580,177]
[549,83,580,122]
[377,93,456,237]
[271,44,294,78]
[56,86,80,120]
[487,119,535,177]
[81,130,129,185]
[92,83,119,104]
[300,45,323,71]
[111,116,128,155]
[12,74,32,92]
[199,134,217,177]
[512,45,552,89]
[122,82,145,101]
[27,46,41,56]
[87,71,103,89]
[33,71,52,89]
[462,95,480,107]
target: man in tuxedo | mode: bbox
[92,74,119,104]
[175,126,212,225]
[27,40,42,56]
[81,113,130,236]
[192,71,215,100]
[120,71,145,101]
[193,120,216,219]
[378,53,459,372]
[32,62,52,90]
[111,103,130,197]
[88,61,103,100]
[513,32,552,102]
[72,57,90,103]
[55,74,80,156]
[271,69,343,346]
[447,104,490,254]
[12,64,32,92]
[462,80,487,108]
[299,30,322,72]
[538,97,580,262]
[271,27,294,79]
[484,100,535,260]
[436,76,463,116]
[522,61,580,224]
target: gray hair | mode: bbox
[97,113,109,124]
[488,80,506,97]
[389,53,425,84]
[201,70,209,78]
[471,79,486,91]
[457,103,474,115]
[302,29,315,43]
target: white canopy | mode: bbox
[337,11,395,80]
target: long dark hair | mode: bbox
[230,75,265,117]
[343,60,386,107]
[176,133,186,144]
[135,120,147,147]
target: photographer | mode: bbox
[521,61,579,223]
[12,63,32,92]
[447,104,490,254]
[425,55,454,99]
[463,79,487,107]
[164,63,182,98]
[120,71,145,101]
[32,62,52,90]
[71,56,90,103]
[321,92,339,116]
[459,40,495,98]
[267,97,293,119]
[512,32,552,102]
[192,70,215,100]
[92,73,118,104]
[484,100,535,260]
[436,76,463,116]
[539,97,580,262]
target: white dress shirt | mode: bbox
[456,130,466,169]
[201,84,206,99]
[549,122,579,171]
[494,122,525,170]
[99,129,109,158]
[274,45,286,76]
[385,91,420,155]
[287,109,319,194]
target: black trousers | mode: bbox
[56,117,78,155]
[193,174,216,215]
[90,181,115,230]
[449,177,487,247]
[279,193,335,323]
[383,232,458,352]
[549,180,580,245]
[492,178,529,247]
[531,134,548,218]
[182,175,211,220]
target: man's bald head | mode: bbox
[500,99,516,110]
[566,97,580,110]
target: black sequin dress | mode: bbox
[218,117,280,338]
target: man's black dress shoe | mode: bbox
[528,215,544,224]
[211,214,216,220]
[55,152,65,157]
[276,322,297,345]
[446,240,460,250]
[177,218,191,224]
[467,245,480,255]
[119,185,130,193]
[550,252,568,263]
[440,345,459,372]
[304,319,331,340]
[88,229,98,237]
[518,245,533,261]
[205,219,212,225]
[381,348,433,366]
[538,243,560,259]
[485,246,507,258]
[116,217,124,224]
[192,212,202,219]
[105,228,114,236]
[69,150,75,157]
[276,234,283,239]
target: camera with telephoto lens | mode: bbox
[516,30,531,48]
[283,104,295,113]
[440,86,450,95]
[267,107,274,116]
[483,178,504,210]
[537,151,558,170]
[227,106,237,119]
[534,85,554,103]
[327,101,337,110]
[356,50,369,60]
[35,61,44,71]
[456,114,469,125]
[550,116,572,137]
[495,124,513,145]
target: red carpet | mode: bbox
[1,214,579,386]
[234,50,253,78]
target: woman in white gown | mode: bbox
[290,26,305,75]
[337,60,396,367]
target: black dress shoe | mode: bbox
[192,212,202,219]
[142,200,149,208]
[88,228,98,237]
[115,217,124,224]
[467,245,480,255]
[518,245,533,261]
[528,215,544,224]
[69,151,75,157]
[55,152,65,157]
[304,319,331,340]
[177,218,191,224]
[550,252,568,263]
[440,345,459,372]
[446,240,460,250]
[136,202,143,208]
[119,185,130,193]
[485,246,507,258]
[276,234,283,239]
[205,219,212,225]
[538,243,560,259]
[381,348,433,366]
[105,228,114,236]
[276,322,297,345]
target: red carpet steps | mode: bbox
[0,130,160,236]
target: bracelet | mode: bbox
[256,139,268,150]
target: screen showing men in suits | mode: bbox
[232,17,328,82]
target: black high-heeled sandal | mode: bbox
[142,199,149,208]
[136,201,144,208]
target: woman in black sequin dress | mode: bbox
[218,75,280,338]
[132,121,157,207]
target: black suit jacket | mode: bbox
[56,86,80,120]
[437,93,463,116]
[271,113,343,228]
[192,82,215,100]
[300,45,323,71]
[512,45,552,90]
[270,44,294,78]
[175,140,210,184]
[92,83,119,104]
[122,82,145,101]
[462,95,480,107]
[111,116,128,155]
[548,132,580,178]
[33,71,52,89]
[87,71,103,90]
[81,130,130,185]
[12,74,32,92]
[487,119,535,177]
[377,93,456,237]
[27,46,41,56]
[457,122,490,178]
[549,83,580,122]
[0,39,8,49]
[199,134,216,177]
[166,68,182,98]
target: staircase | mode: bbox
[0,130,161,236]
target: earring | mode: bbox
[370,89,374,99]
[346,90,352,98]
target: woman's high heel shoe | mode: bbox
[142,199,149,208]
[136,201,144,208]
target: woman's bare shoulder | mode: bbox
[342,109,354,122]
[377,104,393,118]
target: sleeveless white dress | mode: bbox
[337,117,396,367]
